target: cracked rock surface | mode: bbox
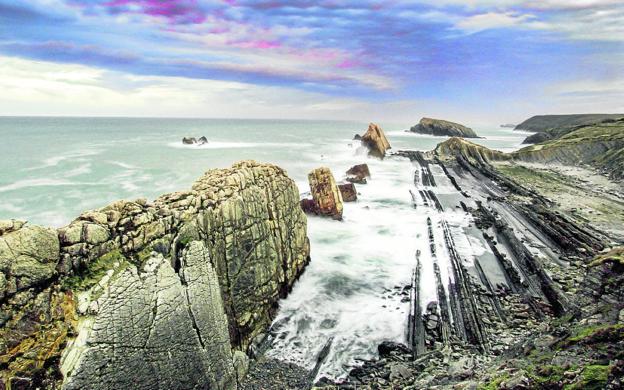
[0,160,310,390]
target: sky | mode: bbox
[0,0,623,124]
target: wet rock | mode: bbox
[338,183,357,202]
[360,123,391,158]
[308,167,343,220]
[300,198,320,215]
[353,134,362,140]
[389,363,412,380]
[378,341,411,357]
[346,164,371,184]
[182,136,208,145]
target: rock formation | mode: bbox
[360,123,391,159]
[0,161,310,390]
[345,164,370,184]
[307,167,343,220]
[182,136,208,145]
[338,183,357,202]
[409,117,478,138]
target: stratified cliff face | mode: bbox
[0,161,310,390]
[410,117,478,138]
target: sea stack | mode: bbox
[308,167,343,220]
[361,123,391,158]
[409,118,478,138]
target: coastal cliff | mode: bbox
[0,161,310,390]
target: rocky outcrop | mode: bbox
[183,136,208,145]
[0,161,310,390]
[307,168,343,220]
[361,123,391,159]
[338,183,357,202]
[410,117,478,138]
[522,131,552,144]
[345,164,370,184]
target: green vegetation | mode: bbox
[515,114,623,132]
[567,365,610,390]
[62,249,128,292]
[590,247,624,266]
[477,372,510,390]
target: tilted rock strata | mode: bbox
[308,167,343,220]
[410,117,478,138]
[361,123,391,159]
[0,160,310,390]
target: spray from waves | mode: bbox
[167,141,314,150]
[24,149,102,171]
[0,178,76,193]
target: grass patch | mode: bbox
[590,247,624,267]
[566,365,610,390]
[62,249,128,292]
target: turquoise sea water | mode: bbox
[0,116,531,379]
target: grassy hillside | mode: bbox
[515,114,623,132]
[513,118,624,179]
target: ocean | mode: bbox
[0,116,531,379]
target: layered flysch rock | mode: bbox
[0,160,310,390]
[409,117,478,138]
[307,167,343,220]
[361,123,391,158]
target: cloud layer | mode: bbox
[0,0,622,121]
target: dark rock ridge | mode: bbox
[514,114,624,132]
[0,161,310,390]
[409,117,479,138]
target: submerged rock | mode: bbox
[0,160,310,390]
[338,183,357,202]
[361,123,391,158]
[308,167,343,220]
[346,164,370,184]
[410,117,478,138]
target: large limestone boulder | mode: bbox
[308,167,343,220]
[409,118,478,138]
[361,123,391,158]
[0,161,310,390]
[0,223,59,299]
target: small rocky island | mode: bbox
[409,117,479,138]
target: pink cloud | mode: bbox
[104,0,206,24]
